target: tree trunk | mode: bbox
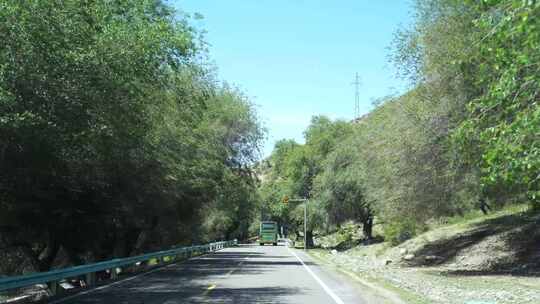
[479,198,491,215]
[0,143,6,166]
[294,229,302,241]
[362,217,373,240]
[38,233,60,271]
[305,230,314,249]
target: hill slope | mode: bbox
[310,206,540,304]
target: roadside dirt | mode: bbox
[310,207,540,304]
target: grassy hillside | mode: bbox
[310,205,540,304]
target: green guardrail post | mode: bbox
[48,281,59,296]
[85,272,96,287]
[110,268,119,280]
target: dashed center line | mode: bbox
[202,284,216,296]
[225,260,245,276]
[204,256,247,296]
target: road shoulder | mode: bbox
[304,248,423,304]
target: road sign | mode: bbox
[282,195,289,204]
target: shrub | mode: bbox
[383,219,418,246]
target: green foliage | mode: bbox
[0,0,262,270]
[394,0,540,209]
[335,223,358,249]
[383,218,418,246]
[375,0,539,240]
[454,0,540,206]
[259,0,539,247]
[257,116,353,242]
[313,142,371,228]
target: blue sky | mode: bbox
[174,1,414,157]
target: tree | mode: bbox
[314,142,374,239]
[453,0,540,208]
[257,116,352,247]
[0,0,263,274]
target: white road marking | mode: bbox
[5,295,32,303]
[287,247,346,304]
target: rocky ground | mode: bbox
[310,206,540,304]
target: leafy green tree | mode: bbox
[257,116,352,247]
[314,143,374,239]
[453,0,540,207]
[0,0,263,273]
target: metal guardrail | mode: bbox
[0,239,237,295]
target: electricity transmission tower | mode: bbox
[351,72,361,119]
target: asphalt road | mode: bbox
[52,243,371,304]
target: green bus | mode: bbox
[259,221,278,246]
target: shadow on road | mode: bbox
[67,284,301,304]
[63,245,311,303]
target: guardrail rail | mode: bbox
[0,239,237,299]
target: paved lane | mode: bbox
[53,244,370,304]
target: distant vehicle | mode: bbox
[259,221,278,246]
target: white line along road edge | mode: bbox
[287,247,346,304]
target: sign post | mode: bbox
[304,200,307,250]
